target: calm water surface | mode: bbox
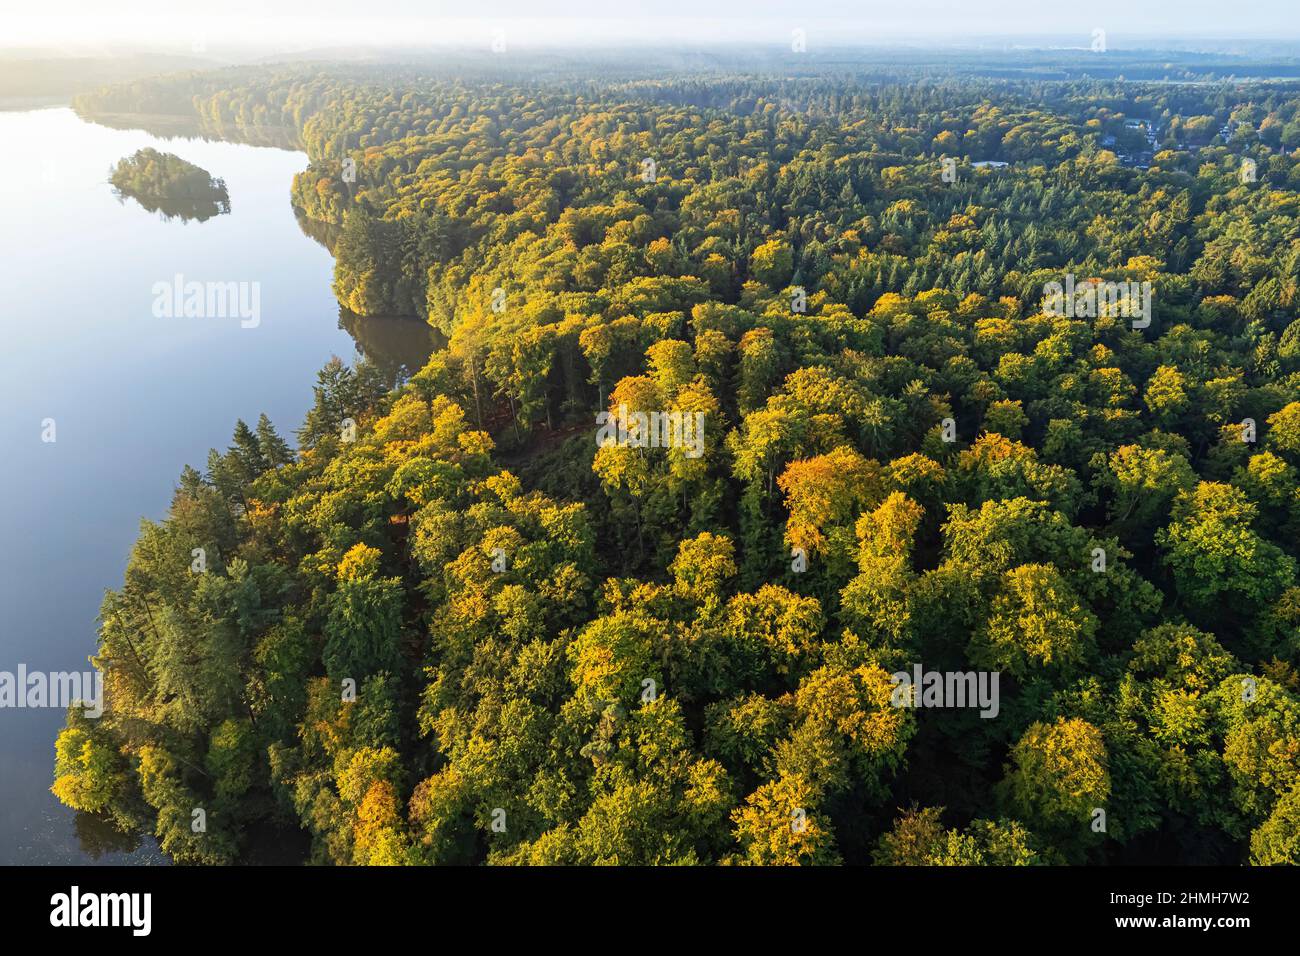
[0,107,433,864]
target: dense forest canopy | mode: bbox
[57,53,1300,865]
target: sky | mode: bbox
[4,0,1299,53]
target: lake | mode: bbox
[0,106,435,864]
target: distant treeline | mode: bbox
[0,54,212,100]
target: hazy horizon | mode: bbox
[5,1,1300,58]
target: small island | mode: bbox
[109,147,230,222]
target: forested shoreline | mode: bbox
[55,58,1300,865]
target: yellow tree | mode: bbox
[777,446,881,559]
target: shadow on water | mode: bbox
[295,210,342,253]
[73,812,150,862]
[111,187,232,223]
[79,110,303,150]
[72,812,313,865]
[339,307,445,384]
[292,211,445,383]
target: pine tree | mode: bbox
[256,413,294,468]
